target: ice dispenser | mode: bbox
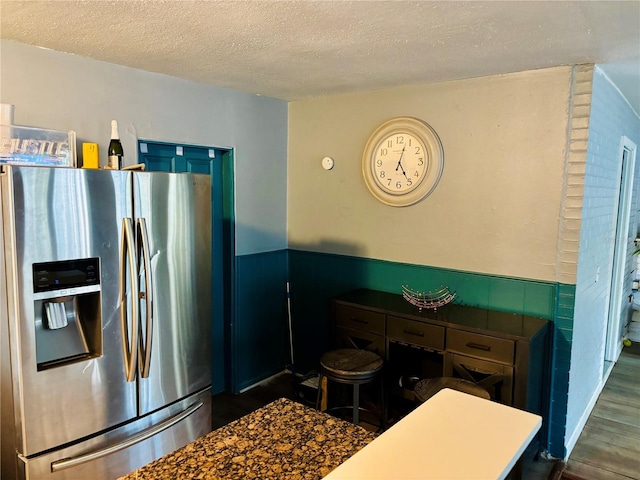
[33,258,102,370]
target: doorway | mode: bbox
[138,140,235,394]
[604,136,637,368]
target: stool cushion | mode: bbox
[320,348,383,381]
[414,377,491,403]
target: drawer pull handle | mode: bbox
[403,329,425,337]
[350,317,369,324]
[467,342,491,351]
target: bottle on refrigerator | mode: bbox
[107,120,123,170]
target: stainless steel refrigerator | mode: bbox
[0,165,212,479]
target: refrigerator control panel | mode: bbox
[33,258,100,293]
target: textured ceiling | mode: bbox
[1,1,639,111]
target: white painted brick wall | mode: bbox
[565,65,640,451]
[557,65,593,284]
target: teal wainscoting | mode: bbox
[287,250,572,457]
[234,250,289,392]
[232,249,572,456]
[548,283,576,458]
[288,250,557,372]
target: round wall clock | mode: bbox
[362,117,444,207]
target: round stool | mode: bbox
[414,377,491,404]
[315,348,384,428]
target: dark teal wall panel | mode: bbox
[287,250,557,371]
[234,250,289,391]
[287,252,365,378]
[547,283,575,458]
[234,249,570,456]
[286,249,568,456]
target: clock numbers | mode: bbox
[377,170,416,187]
[372,132,427,194]
[378,176,415,189]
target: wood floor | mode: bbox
[562,343,640,480]
[210,372,305,430]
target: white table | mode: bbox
[323,388,541,480]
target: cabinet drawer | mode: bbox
[387,316,444,350]
[446,329,514,365]
[335,304,385,334]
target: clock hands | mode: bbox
[396,163,408,180]
[395,145,409,181]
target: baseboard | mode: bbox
[563,379,604,458]
[238,369,289,393]
[564,343,623,458]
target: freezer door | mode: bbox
[21,389,211,480]
[1,166,137,457]
[133,172,212,415]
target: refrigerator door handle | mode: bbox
[137,218,153,378]
[120,217,138,382]
[50,400,204,472]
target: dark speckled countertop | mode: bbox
[120,398,377,480]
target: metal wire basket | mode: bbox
[401,285,456,312]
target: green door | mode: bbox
[138,140,234,394]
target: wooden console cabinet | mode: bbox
[331,289,549,419]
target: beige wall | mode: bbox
[288,67,572,282]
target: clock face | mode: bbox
[362,117,444,207]
[372,132,428,195]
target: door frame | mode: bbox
[604,135,637,362]
[137,140,235,394]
